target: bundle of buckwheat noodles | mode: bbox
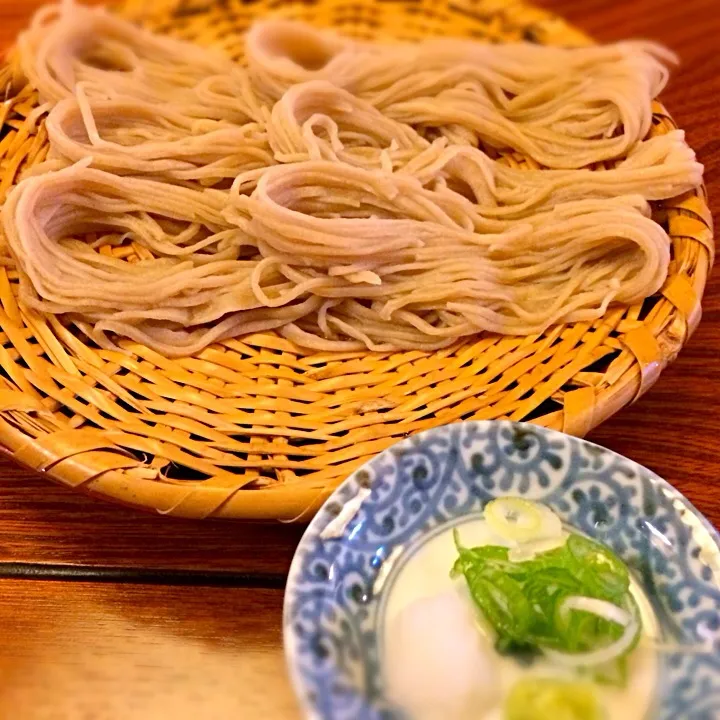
[45,90,273,187]
[0,1,703,356]
[246,20,676,168]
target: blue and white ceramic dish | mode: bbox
[284,421,720,719]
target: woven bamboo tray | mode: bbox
[0,0,712,521]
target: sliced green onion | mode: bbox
[465,570,532,641]
[451,498,641,682]
[485,497,562,544]
[567,534,630,598]
[508,535,567,562]
[544,596,639,668]
[559,596,632,627]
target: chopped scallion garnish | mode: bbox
[451,499,640,682]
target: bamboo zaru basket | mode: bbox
[0,0,712,520]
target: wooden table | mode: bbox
[0,0,718,717]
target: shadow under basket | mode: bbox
[0,0,713,520]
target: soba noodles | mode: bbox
[246,20,676,168]
[0,2,704,356]
[45,88,273,187]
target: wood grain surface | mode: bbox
[0,465,303,576]
[0,0,717,718]
[0,581,297,720]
